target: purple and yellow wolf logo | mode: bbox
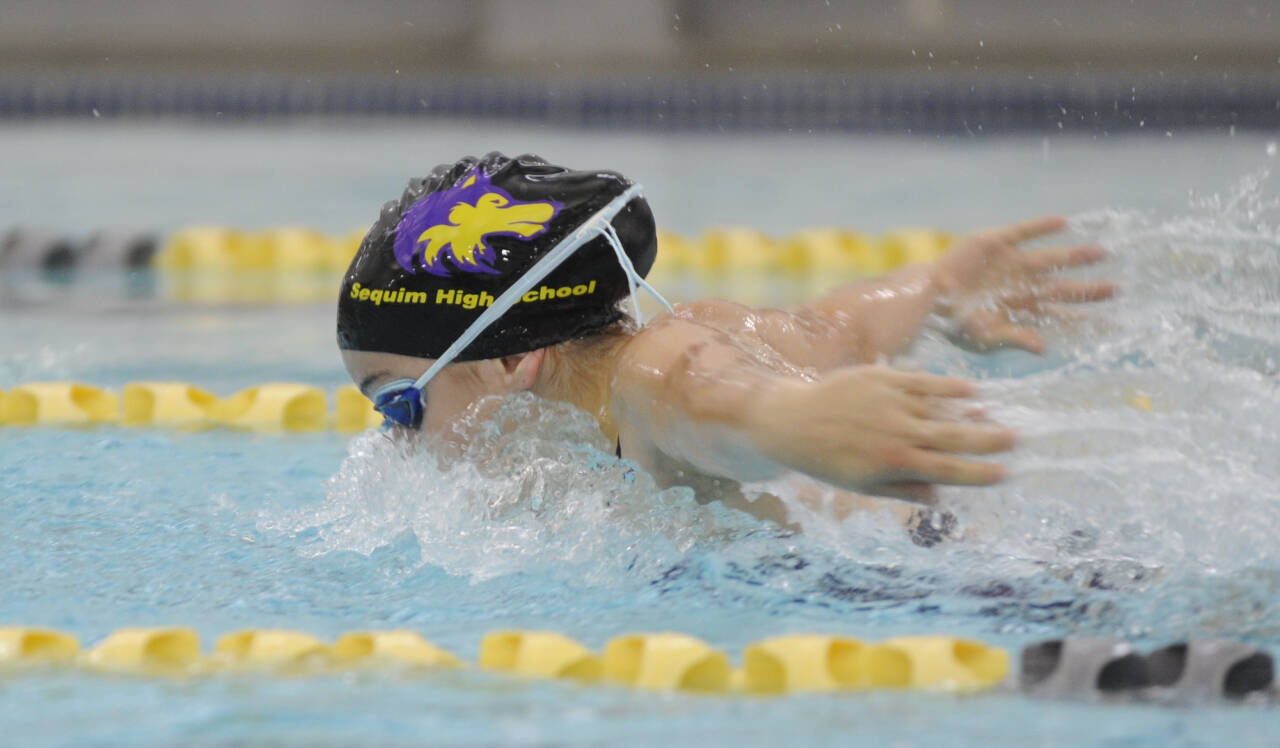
[393,169,563,276]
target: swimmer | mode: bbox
[338,152,1114,527]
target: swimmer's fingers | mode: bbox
[1003,278,1116,311]
[871,481,937,504]
[995,216,1068,246]
[956,312,1046,353]
[1025,243,1107,271]
[1038,304,1087,325]
[909,418,1017,456]
[893,449,1007,486]
[899,392,986,422]
[989,323,1045,353]
[1041,278,1116,303]
[889,371,975,398]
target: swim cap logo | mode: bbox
[393,169,563,276]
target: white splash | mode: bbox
[258,394,756,585]
[261,171,1280,634]
[910,171,1280,582]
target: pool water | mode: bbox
[2,122,1280,746]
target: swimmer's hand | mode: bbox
[749,366,1015,500]
[933,216,1116,354]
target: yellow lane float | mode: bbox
[602,633,731,692]
[151,224,957,277]
[258,227,338,273]
[882,635,1010,691]
[479,630,601,681]
[155,226,241,271]
[333,385,383,432]
[742,634,910,693]
[213,629,331,671]
[333,630,461,668]
[779,229,873,274]
[651,230,695,275]
[158,226,358,273]
[0,382,119,426]
[121,382,220,427]
[879,228,954,270]
[212,383,327,432]
[0,626,1020,693]
[696,228,779,274]
[83,627,202,675]
[0,627,80,665]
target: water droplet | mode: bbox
[1267,141,1278,157]
[91,108,100,118]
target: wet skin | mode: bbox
[342,216,1116,520]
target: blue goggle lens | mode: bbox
[374,385,424,429]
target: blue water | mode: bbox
[3,123,1280,746]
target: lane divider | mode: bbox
[743,634,911,693]
[2,224,954,277]
[155,226,365,274]
[481,631,602,682]
[0,625,1007,694]
[0,382,382,432]
[603,632,731,692]
[333,630,462,668]
[26,377,1159,433]
[1,627,1272,700]
[1020,637,1275,701]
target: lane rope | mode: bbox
[2,224,955,277]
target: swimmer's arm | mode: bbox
[789,261,940,363]
[669,267,935,373]
[612,319,1014,499]
[789,216,1115,359]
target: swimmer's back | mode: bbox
[606,301,798,483]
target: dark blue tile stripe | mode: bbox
[0,72,1276,132]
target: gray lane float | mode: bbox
[1145,639,1274,700]
[0,226,76,270]
[1020,638,1150,697]
[1021,637,1276,702]
[77,228,158,269]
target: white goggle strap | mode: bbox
[409,184,668,392]
[601,220,674,323]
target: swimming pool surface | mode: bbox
[3,122,1279,746]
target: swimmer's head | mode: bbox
[336,152,658,362]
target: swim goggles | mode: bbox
[372,184,673,430]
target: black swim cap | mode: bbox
[337,152,658,361]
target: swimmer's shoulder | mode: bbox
[613,299,755,381]
[667,299,756,330]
